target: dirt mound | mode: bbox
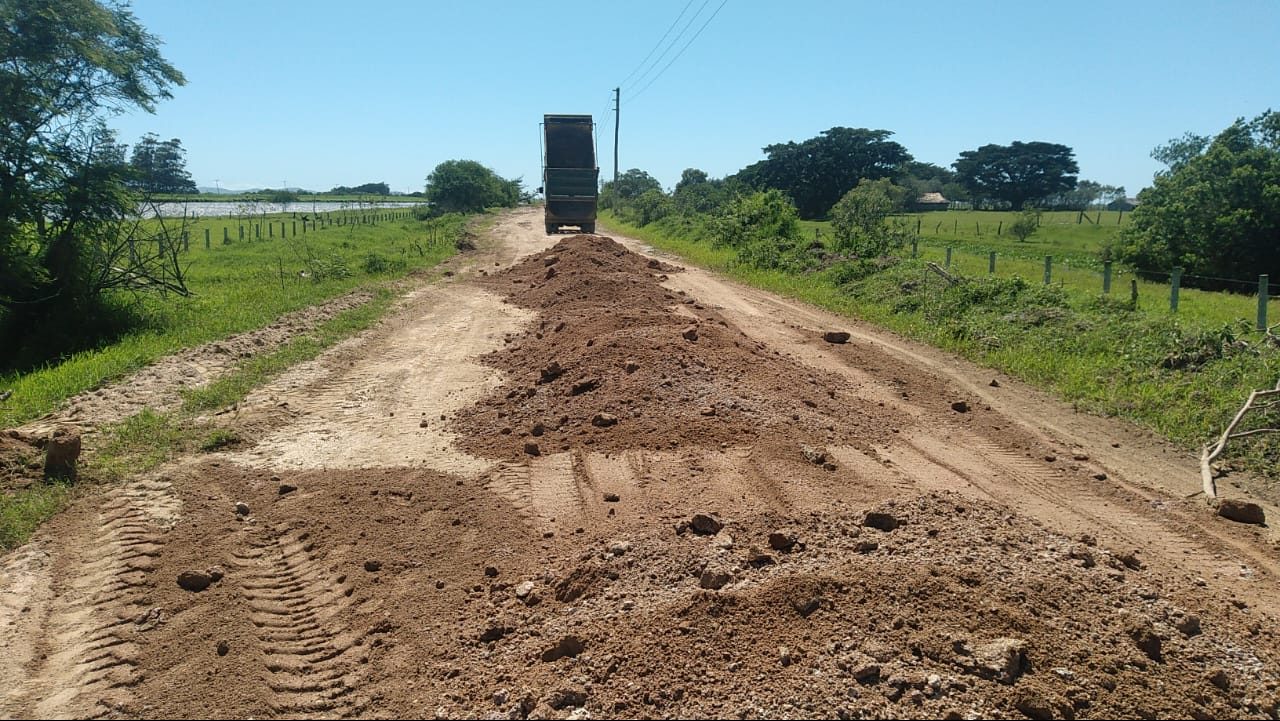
[454,235,898,458]
[0,431,44,493]
[424,492,1279,719]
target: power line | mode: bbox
[623,0,711,94]
[617,0,697,90]
[629,0,729,103]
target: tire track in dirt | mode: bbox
[1,474,178,718]
[903,430,1267,583]
[232,524,366,718]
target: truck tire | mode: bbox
[545,224,557,235]
[581,223,595,234]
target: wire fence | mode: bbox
[904,237,1275,331]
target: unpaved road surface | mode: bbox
[2,207,1278,720]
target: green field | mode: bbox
[0,211,462,429]
[601,210,1280,495]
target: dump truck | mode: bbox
[541,114,598,234]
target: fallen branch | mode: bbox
[1200,379,1280,499]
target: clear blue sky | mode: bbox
[111,0,1280,196]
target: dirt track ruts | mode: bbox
[1,206,1277,720]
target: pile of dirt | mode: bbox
[404,492,1280,720]
[0,431,44,493]
[131,457,1280,719]
[454,235,899,459]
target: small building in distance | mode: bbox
[1107,197,1140,212]
[913,192,950,212]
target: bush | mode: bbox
[361,253,406,275]
[830,180,914,257]
[709,190,816,271]
[1008,209,1040,242]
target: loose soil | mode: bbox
[1,207,1277,720]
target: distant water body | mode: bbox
[139,200,422,218]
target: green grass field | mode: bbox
[601,210,1280,493]
[0,212,462,429]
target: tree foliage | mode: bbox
[425,160,521,213]
[128,133,196,193]
[952,141,1079,210]
[604,168,662,201]
[0,0,187,364]
[328,182,391,195]
[733,127,912,219]
[1116,111,1280,283]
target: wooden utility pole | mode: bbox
[613,87,620,184]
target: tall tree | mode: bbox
[1,0,187,362]
[733,127,912,219]
[1117,111,1280,284]
[129,133,196,193]
[675,168,708,193]
[604,168,662,200]
[952,141,1079,210]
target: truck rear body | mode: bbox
[542,114,599,234]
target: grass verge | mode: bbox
[0,217,464,550]
[601,211,1280,494]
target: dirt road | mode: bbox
[2,207,1277,719]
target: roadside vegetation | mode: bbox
[0,214,465,428]
[599,111,1280,489]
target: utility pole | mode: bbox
[612,87,620,185]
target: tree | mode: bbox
[128,133,197,193]
[1,0,187,364]
[732,127,912,219]
[329,182,391,195]
[675,168,708,193]
[952,141,1079,210]
[424,160,521,213]
[1116,111,1280,284]
[604,168,662,201]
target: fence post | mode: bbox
[1170,267,1182,312]
[239,226,244,241]
[975,221,980,236]
[1103,261,1112,294]
[945,247,952,268]
[1131,278,1139,307]
[256,224,260,240]
[911,238,918,259]
[204,228,210,249]
[997,220,1002,236]
[268,222,273,238]
[1044,256,1052,285]
[182,232,189,252]
[916,218,921,234]
[1260,275,1270,331]
[282,221,286,237]
[988,251,996,275]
